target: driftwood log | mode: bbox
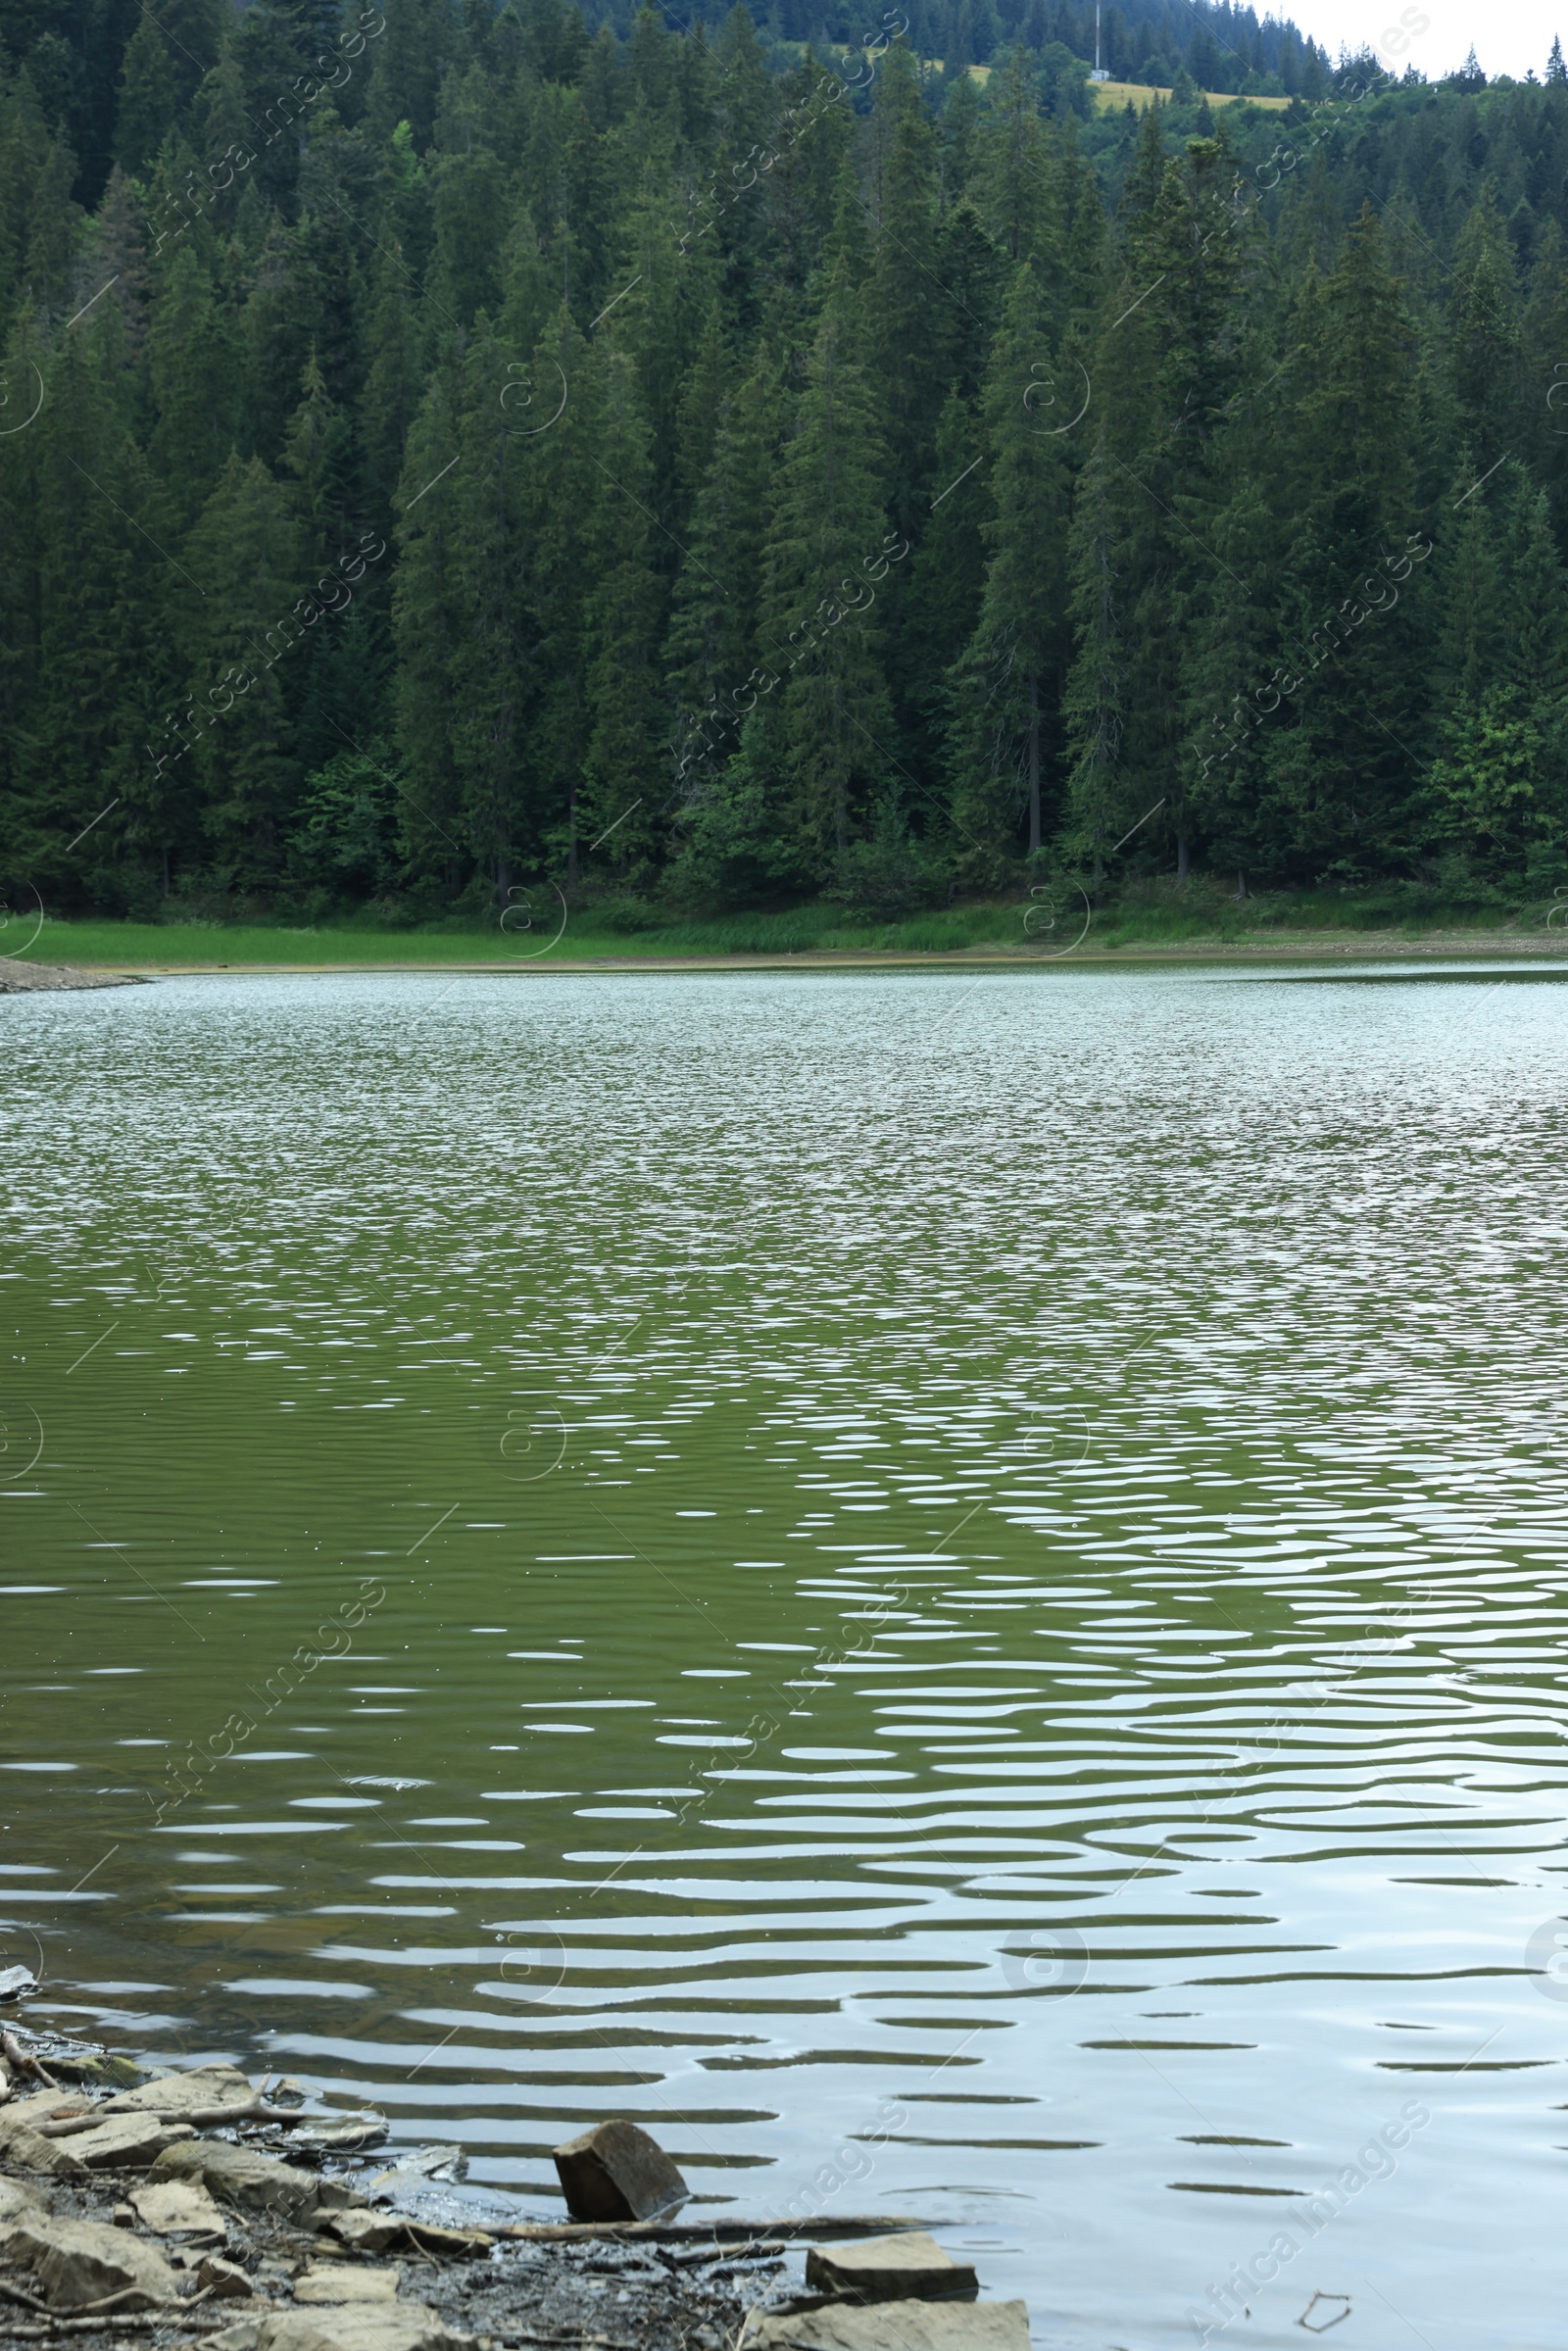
[0,2033,58,2090]
[498,2218,957,2245]
[36,2098,275,2138]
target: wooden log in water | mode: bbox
[496,2217,958,2245]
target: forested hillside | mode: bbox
[3,0,1567,926]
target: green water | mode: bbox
[4,965,1568,2347]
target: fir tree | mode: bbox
[951,262,1073,859]
[759,201,893,866]
[182,453,309,884]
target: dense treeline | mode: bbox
[0,0,1342,205]
[3,0,1568,925]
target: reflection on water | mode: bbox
[3,964,1568,2348]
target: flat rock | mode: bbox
[196,2255,255,2300]
[741,2301,1030,2351]
[288,2112,388,2154]
[129,2178,229,2239]
[103,2064,254,2117]
[200,2303,474,2351]
[368,2147,466,2194]
[399,2222,491,2259]
[806,2234,979,2303]
[295,2265,402,2303]
[45,2053,149,2091]
[0,2090,79,2144]
[323,2209,489,2259]
[0,2174,48,2223]
[0,2209,181,2313]
[326,2210,405,2255]
[0,1964,37,2000]
[553,2120,689,2223]
[0,2089,198,2173]
[152,2139,357,2228]
[0,2091,95,2178]
[71,2112,199,2170]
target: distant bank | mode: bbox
[7,927,1568,979]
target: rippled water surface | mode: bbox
[5,964,1568,2348]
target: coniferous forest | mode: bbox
[4,0,1568,926]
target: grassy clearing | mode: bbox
[6,888,1560,969]
[1088,78,1291,111]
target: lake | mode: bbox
[3,963,1567,2348]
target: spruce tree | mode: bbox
[973,45,1056,264]
[665,343,781,785]
[758,186,893,866]
[391,357,466,880]
[512,302,602,882]
[898,384,989,808]
[580,343,664,875]
[182,454,308,885]
[1061,425,1125,885]
[866,41,948,529]
[950,262,1072,860]
[146,244,239,523]
[1448,183,1521,465]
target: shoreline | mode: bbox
[7,932,1568,979]
[0,2029,1004,2351]
[0,2046,810,2351]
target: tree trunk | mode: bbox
[1026,670,1041,857]
[1176,832,1189,884]
[1236,866,1250,900]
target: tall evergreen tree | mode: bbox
[950,261,1072,859]
[758,188,893,866]
[182,454,308,885]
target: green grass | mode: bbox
[1093,885,1547,950]
[4,888,1553,969]
[4,904,1028,965]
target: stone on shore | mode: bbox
[0,2090,91,2176]
[197,2254,256,2299]
[0,2089,196,2176]
[199,2303,475,2351]
[72,2111,199,2169]
[129,2176,230,2239]
[295,2264,402,2303]
[0,2174,47,2224]
[102,2063,254,2117]
[289,2112,389,2154]
[152,2138,362,2227]
[321,2207,490,2260]
[742,2301,1030,2351]
[553,2120,689,2222]
[325,2208,406,2254]
[368,2146,466,2194]
[0,2208,180,2312]
[805,2232,979,2302]
[44,2052,148,2092]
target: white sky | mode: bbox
[1288,0,1565,81]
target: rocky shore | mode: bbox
[0,960,142,992]
[0,2029,1028,2351]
